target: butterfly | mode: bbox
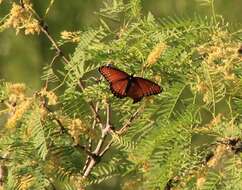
[99,65,162,103]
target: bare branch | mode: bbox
[99,106,143,159]
[99,140,113,157]
[83,101,112,177]
[116,106,143,135]
[82,102,99,172]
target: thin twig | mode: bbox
[82,102,99,172]
[39,18,102,126]
[99,140,113,157]
[40,27,69,64]
[78,80,104,126]
[116,106,143,135]
[24,0,105,127]
[74,144,96,158]
[45,52,61,89]
[83,101,112,177]
[100,106,143,156]
[94,101,111,155]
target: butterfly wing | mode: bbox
[99,66,129,83]
[110,79,129,98]
[127,77,162,103]
[99,66,129,98]
[126,81,144,103]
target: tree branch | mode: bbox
[116,106,143,135]
[83,101,112,177]
[82,102,99,172]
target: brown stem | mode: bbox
[40,27,69,64]
[83,105,143,177]
[116,106,143,135]
[99,106,143,157]
[82,102,99,172]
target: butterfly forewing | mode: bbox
[99,66,129,83]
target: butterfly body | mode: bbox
[99,66,162,103]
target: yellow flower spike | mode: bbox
[207,113,223,128]
[60,30,81,43]
[195,76,208,94]
[40,88,58,105]
[207,144,227,168]
[196,176,206,189]
[7,83,26,96]
[60,30,71,39]
[24,19,41,35]
[154,75,161,83]
[5,99,32,128]
[3,1,40,35]
[4,3,25,30]
[146,42,167,67]
[68,118,89,145]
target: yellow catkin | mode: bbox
[146,42,167,66]
[4,3,25,33]
[40,89,58,105]
[68,118,91,144]
[141,160,150,172]
[24,19,41,35]
[5,99,32,128]
[60,30,81,43]
[60,31,71,39]
[207,113,222,128]
[207,144,227,168]
[3,2,40,35]
[6,83,26,103]
[71,175,87,189]
[194,76,208,94]
[196,176,206,189]
[7,83,26,96]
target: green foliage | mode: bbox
[0,0,242,190]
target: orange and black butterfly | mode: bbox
[99,65,162,103]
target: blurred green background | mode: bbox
[0,0,241,90]
[0,1,241,189]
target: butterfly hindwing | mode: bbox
[126,80,144,103]
[127,77,162,103]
